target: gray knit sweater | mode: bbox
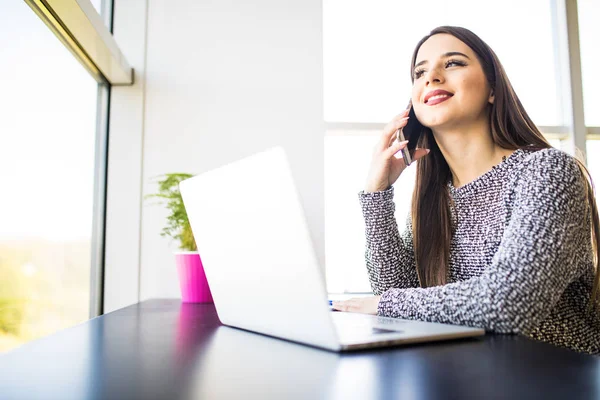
[359,147,600,354]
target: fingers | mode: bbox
[382,119,409,151]
[331,298,361,312]
[378,111,410,152]
[386,139,409,158]
[387,145,431,161]
[412,147,431,161]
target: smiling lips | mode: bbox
[424,90,453,106]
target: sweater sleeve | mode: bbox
[377,149,590,334]
[358,186,420,295]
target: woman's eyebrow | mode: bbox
[414,52,470,69]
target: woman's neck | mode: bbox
[432,121,515,188]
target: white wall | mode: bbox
[106,0,325,306]
[103,0,147,313]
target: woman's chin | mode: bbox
[422,119,452,130]
[418,111,454,127]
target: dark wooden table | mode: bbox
[1,299,599,400]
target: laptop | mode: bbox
[179,146,484,351]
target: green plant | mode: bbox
[145,173,197,251]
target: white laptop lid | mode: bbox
[179,146,340,351]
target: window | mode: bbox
[587,142,600,192]
[579,0,599,127]
[0,0,103,352]
[579,0,600,191]
[324,0,573,293]
[323,0,560,126]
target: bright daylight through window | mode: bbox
[0,0,103,352]
[580,0,600,188]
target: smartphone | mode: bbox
[395,100,425,166]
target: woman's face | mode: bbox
[411,34,493,131]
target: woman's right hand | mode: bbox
[364,110,430,193]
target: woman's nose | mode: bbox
[425,68,444,85]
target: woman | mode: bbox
[332,26,600,355]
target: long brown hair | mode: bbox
[409,26,600,309]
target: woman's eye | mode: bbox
[445,59,465,68]
[414,60,464,79]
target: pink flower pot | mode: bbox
[175,252,213,303]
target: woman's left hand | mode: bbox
[331,296,382,315]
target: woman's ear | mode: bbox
[488,89,495,104]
